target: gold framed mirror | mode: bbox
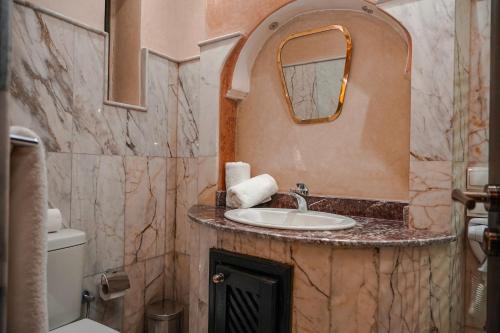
[277,25,352,124]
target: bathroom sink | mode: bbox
[224,208,356,231]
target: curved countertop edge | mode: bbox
[188,205,457,248]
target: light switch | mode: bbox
[467,166,488,190]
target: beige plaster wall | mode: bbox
[29,0,105,30]
[141,0,205,59]
[205,0,291,38]
[236,11,410,200]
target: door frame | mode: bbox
[487,0,500,331]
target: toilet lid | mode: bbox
[49,319,118,333]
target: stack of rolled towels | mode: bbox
[47,208,63,233]
[225,162,278,208]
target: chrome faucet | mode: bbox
[289,183,309,213]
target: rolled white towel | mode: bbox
[226,174,278,209]
[225,162,251,189]
[47,209,63,233]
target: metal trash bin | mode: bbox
[146,300,183,333]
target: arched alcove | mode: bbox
[227,0,411,100]
[218,0,412,201]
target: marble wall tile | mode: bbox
[188,223,200,333]
[82,273,124,331]
[177,60,200,157]
[9,6,74,152]
[71,154,125,276]
[123,262,145,333]
[425,245,453,332]
[197,156,218,205]
[469,0,490,163]
[453,0,471,163]
[72,29,121,155]
[383,0,455,161]
[168,62,179,158]
[125,55,178,158]
[330,249,378,333]
[165,158,177,254]
[124,156,166,265]
[174,253,191,333]
[378,247,430,333]
[73,103,127,156]
[125,109,149,156]
[164,251,176,301]
[409,161,452,232]
[46,152,71,227]
[145,256,165,306]
[175,158,198,254]
[290,243,332,333]
[147,53,172,156]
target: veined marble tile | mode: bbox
[448,240,465,331]
[124,156,166,265]
[174,253,191,333]
[383,0,455,161]
[290,243,332,333]
[177,60,200,157]
[125,109,149,156]
[73,103,127,156]
[188,223,200,333]
[164,251,175,301]
[123,262,145,333]
[469,0,490,163]
[378,247,431,333]
[167,61,179,157]
[427,245,453,332]
[72,29,123,155]
[71,154,125,276]
[9,6,74,152]
[197,156,218,205]
[453,0,471,163]
[82,273,123,331]
[145,256,165,306]
[46,152,71,227]
[175,158,198,254]
[147,54,176,157]
[330,249,378,333]
[409,161,452,232]
[165,158,177,254]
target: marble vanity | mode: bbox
[188,193,458,332]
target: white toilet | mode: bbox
[47,229,119,332]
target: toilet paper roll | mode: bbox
[99,272,130,301]
[47,208,63,233]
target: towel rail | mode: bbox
[10,134,39,146]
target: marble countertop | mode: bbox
[188,205,456,248]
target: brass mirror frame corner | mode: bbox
[276,24,353,125]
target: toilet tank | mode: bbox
[47,229,86,330]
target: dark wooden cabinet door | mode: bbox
[213,264,278,333]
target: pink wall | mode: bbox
[236,11,410,200]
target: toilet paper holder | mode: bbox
[99,271,130,301]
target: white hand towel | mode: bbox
[226,174,278,209]
[47,209,63,233]
[8,126,49,333]
[225,162,251,189]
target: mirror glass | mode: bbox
[278,25,352,124]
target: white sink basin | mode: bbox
[224,208,356,231]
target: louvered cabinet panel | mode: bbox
[214,264,278,333]
[209,249,292,333]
